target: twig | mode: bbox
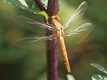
[47,0,59,16]
[46,0,59,80]
[34,0,59,80]
[34,0,47,12]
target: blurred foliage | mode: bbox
[0,0,107,80]
[91,63,107,80]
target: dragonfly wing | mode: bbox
[13,16,54,32]
[15,36,51,51]
[63,1,87,31]
[65,23,93,45]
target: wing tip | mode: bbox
[82,1,88,6]
[86,23,94,27]
[80,1,88,9]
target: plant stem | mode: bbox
[47,0,59,16]
[46,0,59,80]
[34,0,47,12]
[34,0,59,80]
[46,36,58,80]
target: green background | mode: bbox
[0,0,107,80]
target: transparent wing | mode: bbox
[14,16,54,32]
[63,1,88,32]
[65,23,93,45]
[15,36,52,51]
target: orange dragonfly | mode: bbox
[15,1,93,73]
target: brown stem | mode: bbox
[34,0,59,80]
[46,0,59,80]
[34,0,47,12]
[47,0,59,16]
[46,35,58,80]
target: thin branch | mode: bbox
[46,0,59,80]
[47,0,59,17]
[34,0,47,12]
[34,0,59,80]
[46,37,58,80]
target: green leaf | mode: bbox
[91,63,107,74]
[4,0,29,10]
[92,74,107,80]
[4,0,41,13]
[37,11,48,20]
[30,3,41,13]
[25,0,34,8]
[4,0,48,17]
[4,0,19,4]
[18,0,29,8]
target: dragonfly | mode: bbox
[15,1,93,73]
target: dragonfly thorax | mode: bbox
[51,15,64,37]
